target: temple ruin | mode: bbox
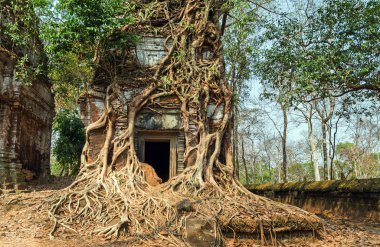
[78,35,224,183]
[49,1,323,243]
[0,50,54,191]
[0,0,55,192]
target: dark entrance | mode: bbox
[144,141,170,182]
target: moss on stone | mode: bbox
[337,179,380,193]
[303,180,340,192]
[246,182,272,191]
[280,181,305,191]
[247,178,380,193]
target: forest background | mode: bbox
[3,0,378,183]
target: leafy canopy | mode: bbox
[37,0,136,109]
[254,0,380,105]
[40,0,134,58]
[0,0,50,83]
[222,0,267,106]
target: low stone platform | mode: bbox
[247,178,380,221]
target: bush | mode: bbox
[51,109,85,176]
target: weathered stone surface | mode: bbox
[77,88,105,126]
[135,35,172,66]
[0,51,54,191]
[135,112,182,130]
[185,217,216,247]
[207,103,224,120]
[79,91,187,176]
[176,199,194,213]
[78,35,226,181]
[247,178,380,221]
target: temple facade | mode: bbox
[78,35,223,183]
[0,50,55,191]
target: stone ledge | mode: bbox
[246,178,380,221]
[247,178,380,193]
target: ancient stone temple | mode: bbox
[0,49,55,191]
[0,0,55,192]
[79,35,224,183]
[51,3,323,243]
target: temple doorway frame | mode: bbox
[137,131,177,179]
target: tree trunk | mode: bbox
[59,167,65,177]
[328,116,340,180]
[240,136,249,184]
[321,121,329,180]
[306,106,320,181]
[224,119,234,169]
[281,104,288,183]
[315,98,335,181]
[327,121,333,180]
[249,138,256,181]
[231,64,239,177]
[233,111,239,177]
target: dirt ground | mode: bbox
[0,177,379,247]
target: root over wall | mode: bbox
[48,1,323,246]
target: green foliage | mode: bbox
[14,54,44,85]
[222,0,261,105]
[254,0,380,105]
[336,142,356,156]
[251,169,273,184]
[238,161,274,184]
[335,142,379,179]
[334,160,352,179]
[0,0,49,83]
[50,155,63,177]
[0,0,43,51]
[52,109,85,176]
[288,162,314,182]
[39,0,134,56]
[35,0,136,108]
[50,52,92,110]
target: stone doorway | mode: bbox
[144,141,170,182]
[138,132,177,182]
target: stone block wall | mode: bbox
[77,34,227,178]
[0,52,54,192]
[247,179,380,221]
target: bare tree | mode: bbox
[296,102,321,181]
[315,97,335,180]
[327,112,342,180]
[280,103,288,182]
[261,100,289,182]
[240,134,249,184]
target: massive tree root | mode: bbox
[48,1,323,246]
